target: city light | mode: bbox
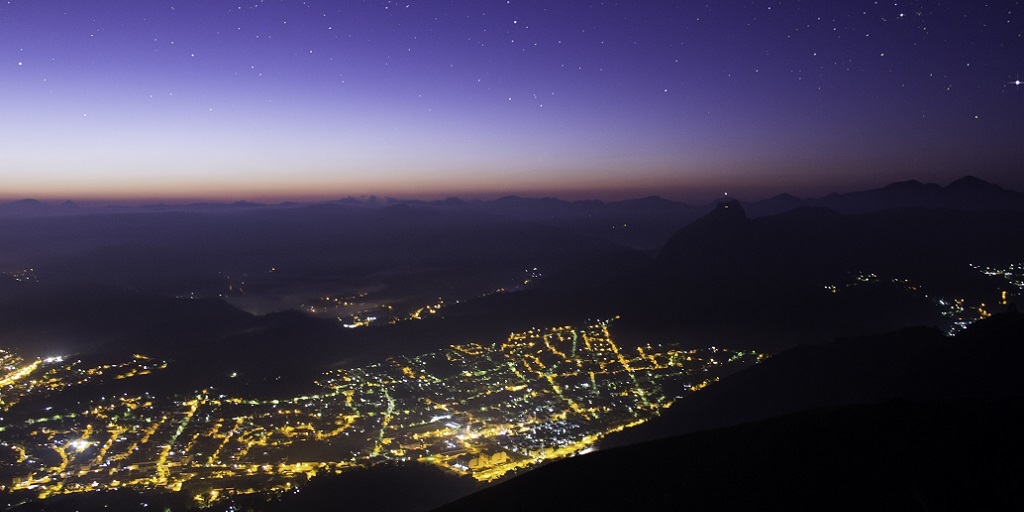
[0,321,764,504]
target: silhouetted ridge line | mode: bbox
[433,399,1022,512]
[434,309,1024,511]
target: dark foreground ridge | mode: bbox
[435,399,1022,512]
[433,307,1024,512]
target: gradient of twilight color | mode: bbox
[1,1,1022,202]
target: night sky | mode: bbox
[2,1,1022,202]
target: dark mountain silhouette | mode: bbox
[0,199,81,217]
[427,195,1024,354]
[742,192,803,217]
[261,189,1024,356]
[657,199,751,271]
[0,201,640,295]
[2,176,1021,251]
[666,200,1024,287]
[590,199,1024,351]
[0,198,44,212]
[420,177,1024,352]
[739,175,1024,217]
[3,177,1023,376]
[0,283,253,357]
[606,305,1024,446]
[461,195,702,250]
[434,399,1022,512]
[0,284,362,396]
[460,177,1024,249]
[434,308,1024,512]
[803,175,1024,213]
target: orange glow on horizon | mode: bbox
[0,172,755,204]
[0,161,826,205]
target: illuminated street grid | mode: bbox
[1,320,764,505]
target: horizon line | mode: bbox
[0,174,1006,209]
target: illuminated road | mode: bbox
[0,320,765,506]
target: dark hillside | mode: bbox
[435,399,1023,512]
[435,308,1024,511]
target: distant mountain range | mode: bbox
[465,176,1024,248]
[5,176,1024,250]
[6,176,1021,216]
[0,198,80,217]
[619,193,1024,348]
[815,175,1024,213]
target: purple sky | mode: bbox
[2,1,1022,202]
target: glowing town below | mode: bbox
[0,320,764,506]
